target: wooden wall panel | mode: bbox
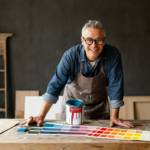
[15,91,39,118]
[119,96,150,120]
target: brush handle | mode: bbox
[26,116,33,126]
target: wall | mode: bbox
[0,0,150,118]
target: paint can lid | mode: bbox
[67,99,83,107]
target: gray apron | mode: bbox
[60,59,110,120]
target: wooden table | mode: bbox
[0,119,150,150]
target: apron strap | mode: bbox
[80,61,83,73]
[100,59,104,72]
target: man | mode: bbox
[22,20,134,128]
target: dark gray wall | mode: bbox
[0,0,150,118]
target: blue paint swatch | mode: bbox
[42,128,60,131]
[40,131,59,134]
[17,127,27,133]
[44,123,63,128]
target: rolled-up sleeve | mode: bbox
[108,52,124,109]
[42,54,71,104]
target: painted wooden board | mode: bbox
[0,120,19,133]
[15,91,39,118]
[27,122,150,141]
[24,96,62,119]
[1,119,150,150]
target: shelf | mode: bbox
[0,88,5,91]
[0,69,5,72]
[0,108,5,112]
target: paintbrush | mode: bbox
[17,116,33,133]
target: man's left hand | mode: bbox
[110,117,135,128]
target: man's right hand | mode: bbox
[21,115,44,127]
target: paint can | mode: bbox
[66,99,84,125]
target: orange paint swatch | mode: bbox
[115,136,123,139]
[103,131,111,134]
[121,130,128,132]
[128,130,135,133]
[100,134,108,138]
[114,129,121,132]
[118,133,125,136]
[111,132,118,135]
[108,135,115,138]
[107,128,114,131]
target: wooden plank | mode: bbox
[0,108,5,112]
[0,120,19,133]
[119,96,150,120]
[15,111,24,119]
[0,119,150,150]
[15,91,39,119]
[0,88,5,91]
[0,33,13,118]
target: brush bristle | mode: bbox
[17,127,27,133]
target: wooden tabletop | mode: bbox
[0,119,150,150]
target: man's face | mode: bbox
[81,27,106,62]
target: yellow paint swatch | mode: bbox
[111,132,118,135]
[128,130,135,133]
[114,129,121,132]
[115,136,123,139]
[123,136,131,140]
[126,133,133,136]
[118,133,125,136]
[132,137,140,140]
[134,134,141,137]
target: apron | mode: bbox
[60,59,110,120]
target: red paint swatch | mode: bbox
[100,134,108,138]
[97,131,104,134]
[93,134,100,137]
[87,133,93,136]
[103,131,111,134]
[101,128,107,131]
[91,130,97,133]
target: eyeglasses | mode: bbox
[82,37,104,45]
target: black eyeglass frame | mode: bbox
[82,37,104,45]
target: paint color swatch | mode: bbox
[27,122,150,141]
[39,123,63,135]
[87,128,150,141]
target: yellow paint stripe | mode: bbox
[132,137,140,140]
[134,134,141,137]
[123,136,131,140]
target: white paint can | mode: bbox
[66,99,84,125]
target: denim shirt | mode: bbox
[43,44,124,109]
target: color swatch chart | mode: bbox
[28,123,62,135]
[87,127,150,141]
[27,123,150,141]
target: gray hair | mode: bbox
[81,20,106,38]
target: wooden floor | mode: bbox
[0,119,150,150]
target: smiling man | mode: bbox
[22,20,134,128]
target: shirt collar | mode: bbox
[79,45,106,62]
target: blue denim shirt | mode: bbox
[43,44,124,109]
